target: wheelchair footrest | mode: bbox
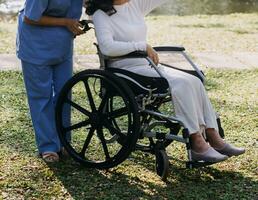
[186,161,216,169]
[134,145,154,153]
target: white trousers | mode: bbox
[116,64,219,134]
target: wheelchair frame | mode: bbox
[55,20,225,181]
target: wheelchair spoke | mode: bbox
[98,93,108,112]
[64,119,90,132]
[103,120,126,141]
[97,128,110,160]
[80,127,95,156]
[66,98,91,116]
[109,107,128,119]
[83,80,97,112]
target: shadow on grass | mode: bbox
[1,102,257,199]
[1,70,257,199]
[48,160,157,199]
[46,152,257,200]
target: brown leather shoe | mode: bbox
[191,147,228,163]
[215,143,245,157]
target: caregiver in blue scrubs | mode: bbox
[16,0,84,162]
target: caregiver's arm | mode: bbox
[24,16,84,36]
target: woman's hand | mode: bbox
[65,19,85,36]
[147,44,159,65]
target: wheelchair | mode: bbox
[55,20,225,181]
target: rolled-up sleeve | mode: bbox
[24,0,48,21]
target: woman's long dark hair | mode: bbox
[85,0,117,16]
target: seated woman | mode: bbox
[85,0,245,162]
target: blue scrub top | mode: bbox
[16,0,83,65]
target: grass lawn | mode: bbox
[0,68,257,199]
[0,13,258,54]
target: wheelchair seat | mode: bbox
[106,67,169,95]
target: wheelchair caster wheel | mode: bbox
[155,150,169,181]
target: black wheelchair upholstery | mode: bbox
[106,67,170,95]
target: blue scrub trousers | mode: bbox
[21,58,72,154]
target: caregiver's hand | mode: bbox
[65,19,85,36]
[24,16,85,37]
[147,44,159,65]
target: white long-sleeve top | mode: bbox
[93,0,219,134]
[92,0,168,68]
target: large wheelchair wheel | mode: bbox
[56,69,140,169]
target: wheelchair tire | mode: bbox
[155,150,169,182]
[56,69,140,169]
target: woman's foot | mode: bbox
[190,132,228,162]
[42,152,59,163]
[190,132,210,153]
[191,147,228,162]
[206,128,245,157]
[214,143,245,157]
[205,128,225,149]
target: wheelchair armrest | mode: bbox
[104,51,148,61]
[160,62,205,83]
[153,46,185,52]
